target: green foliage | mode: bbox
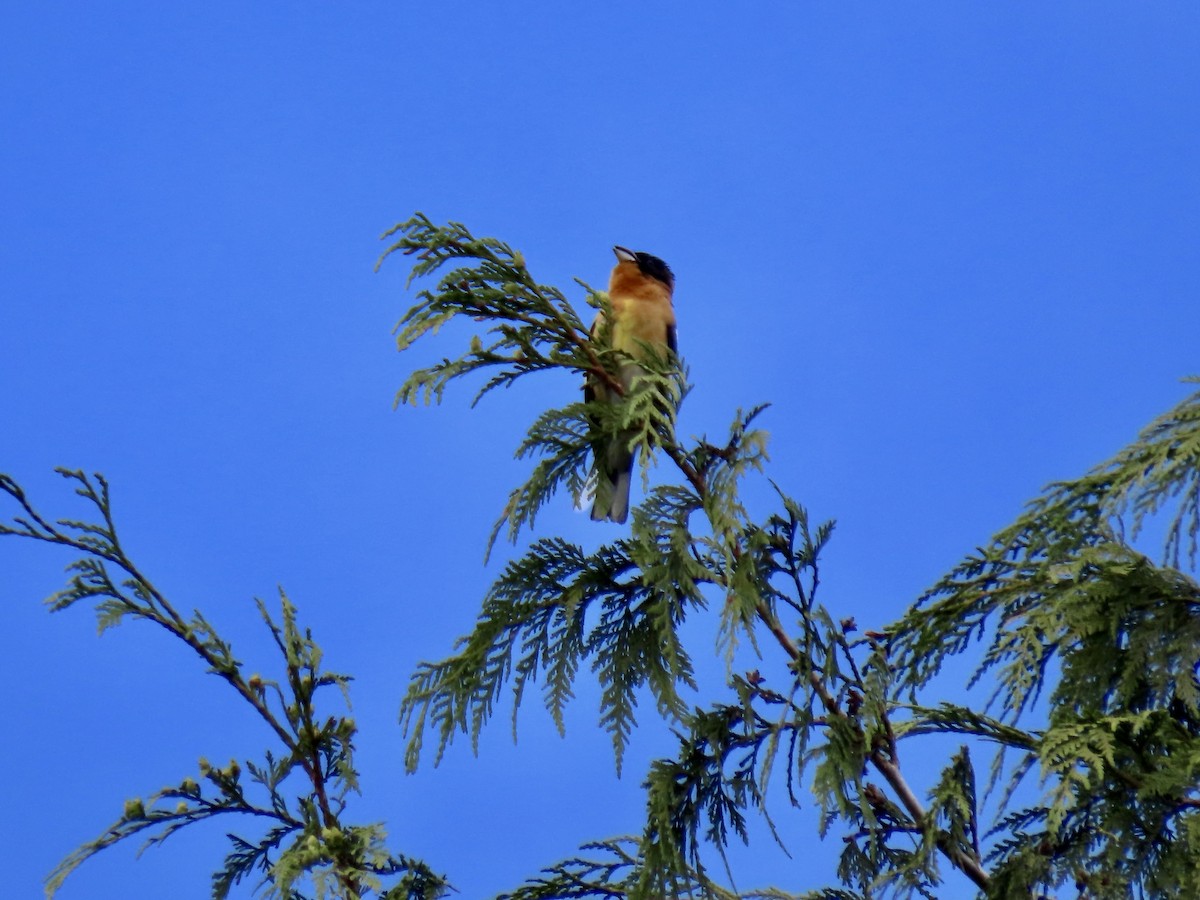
[377,213,684,557]
[0,470,448,899]
[387,217,1200,899]
[384,217,998,898]
[10,213,1200,899]
[494,837,761,900]
[889,383,1200,898]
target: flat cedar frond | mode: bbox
[890,705,1038,765]
[920,748,980,876]
[982,797,1200,898]
[591,581,700,773]
[399,537,598,768]
[638,704,780,893]
[898,538,1200,724]
[1087,377,1200,568]
[893,380,1200,699]
[698,408,772,548]
[379,214,592,405]
[488,402,594,556]
[495,836,766,900]
[400,530,709,774]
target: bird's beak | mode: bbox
[613,246,637,263]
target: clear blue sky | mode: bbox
[3,3,1199,898]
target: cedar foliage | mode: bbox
[4,214,1199,898]
[1,470,447,900]
[383,216,1200,899]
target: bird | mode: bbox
[585,245,677,524]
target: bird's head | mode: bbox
[613,245,674,292]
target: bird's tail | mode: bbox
[590,446,635,524]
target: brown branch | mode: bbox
[657,441,993,892]
[760,597,992,890]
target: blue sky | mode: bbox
[3,3,1199,898]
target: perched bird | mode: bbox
[586,245,677,523]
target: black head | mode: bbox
[613,245,674,291]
